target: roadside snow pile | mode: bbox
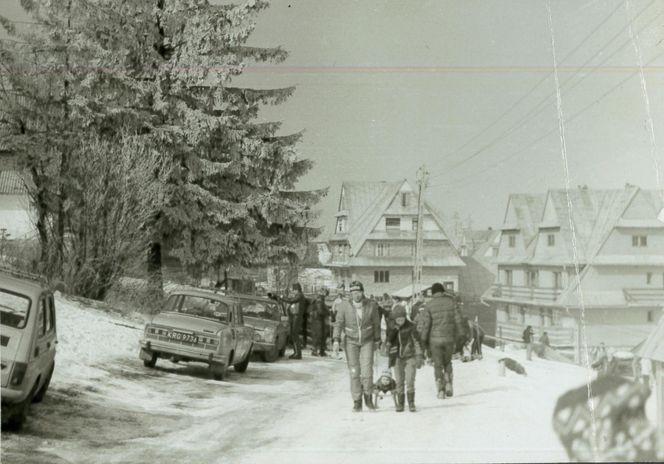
[52,293,146,389]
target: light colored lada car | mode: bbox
[1,271,57,430]
[238,295,289,362]
[139,289,254,380]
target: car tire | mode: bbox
[210,362,226,381]
[234,348,251,373]
[33,363,54,403]
[143,353,158,368]
[5,380,38,431]
[262,346,279,363]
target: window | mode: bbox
[386,218,401,229]
[336,217,347,233]
[411,218,418,231]
[647,310,654,323]
[553,272,562,289]
[505,270,513,286]
[37,298,47,337]
[527,270,539,288]
[508,235,516,248]
[179,295,229,323]
[547,234,555,246]
[443,282,455,292]
[519,306,526,324]
[507,304,519,322]
[647,272,653,284]
[374,270,390,283]
[632,235,647,247]
[401,193,408,207]
[410,243,416,257]
[375,243,390,257]
[492,247,499,257]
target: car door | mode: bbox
[30,295,53,390]
[233,303,252,361]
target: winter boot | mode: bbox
[353,399,362,412]
[396,393,405,412]
[363,393,377,411]
[444,372,454,397]
[311,350,319,357]
[436,379,446,399]
[407,392,416,412]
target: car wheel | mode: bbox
[234,349,251,373]
[262,346,279,363]
[33,363,54,403]
[278,338,287,357]
[5,381,38,431]
[143,353,158,368]
[210,361,226,381]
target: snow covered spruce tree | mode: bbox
[1,0,325,298]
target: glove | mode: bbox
[333,340,340,355]
[416,356,424,369]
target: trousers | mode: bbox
[394,357,417,395]
[429,339,455,387]
[344,339,375,401]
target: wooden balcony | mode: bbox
[623,288,664,305]
[490,284,561,303]
[495,322,576,348]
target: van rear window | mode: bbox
[0,290,31,329]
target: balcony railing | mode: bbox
[490,284,561,302]
[495,322,576,348]
[623,288,664,305]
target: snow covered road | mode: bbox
[1,295,594,463]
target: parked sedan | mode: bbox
[139,289,254,380]
[239,296,289,362]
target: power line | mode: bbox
[427,48,664,191]
[428,2,661,181]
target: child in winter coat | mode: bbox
[386,306,425,412]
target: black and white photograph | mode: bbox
[1,0,663,462]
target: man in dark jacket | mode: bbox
[309,288,330,357]
[281,283,308,360]
[523,325,534,361]
[332,280,382,412]
[419,282,464,399]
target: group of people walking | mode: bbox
[330,280,469,412]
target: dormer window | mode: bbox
[508,235,516,248]
[336,217,347,233]
[401,193,408,207]
[632,235,647,247]
[386,217,400,230]
[547,234,555,246]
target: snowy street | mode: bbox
[1,295,597,464]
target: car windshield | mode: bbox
[242,301,277,320]
[176,295,229,323]
[0,289,31,329]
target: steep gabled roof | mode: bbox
[502,193,546,245]
[345,181,405,255]
[0,171,29,195]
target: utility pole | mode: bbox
[412,166,428,301]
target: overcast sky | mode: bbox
[3,0,664,231]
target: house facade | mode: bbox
[483,186,664,360]
[0,153,36,242]
[324,180,464,296]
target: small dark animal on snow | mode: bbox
[499,357,527,376]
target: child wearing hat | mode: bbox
[385,305,425,412]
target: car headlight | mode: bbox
[253,332,264,342]
[263,328,276,343]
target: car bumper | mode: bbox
[1,386,29,404]
[140,339,225,364]
[251,341,276,353]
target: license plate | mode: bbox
[168,331,199,344]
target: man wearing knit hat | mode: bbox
[332,280,382,412]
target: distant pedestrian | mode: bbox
[309,288,330,357]
[537,331,550,357]
[470,318,484,360]
[522,325,534,361]
[418,282,464,399]
[332,280,382,412]
[281,283,308,360]
[386,306,425,412]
